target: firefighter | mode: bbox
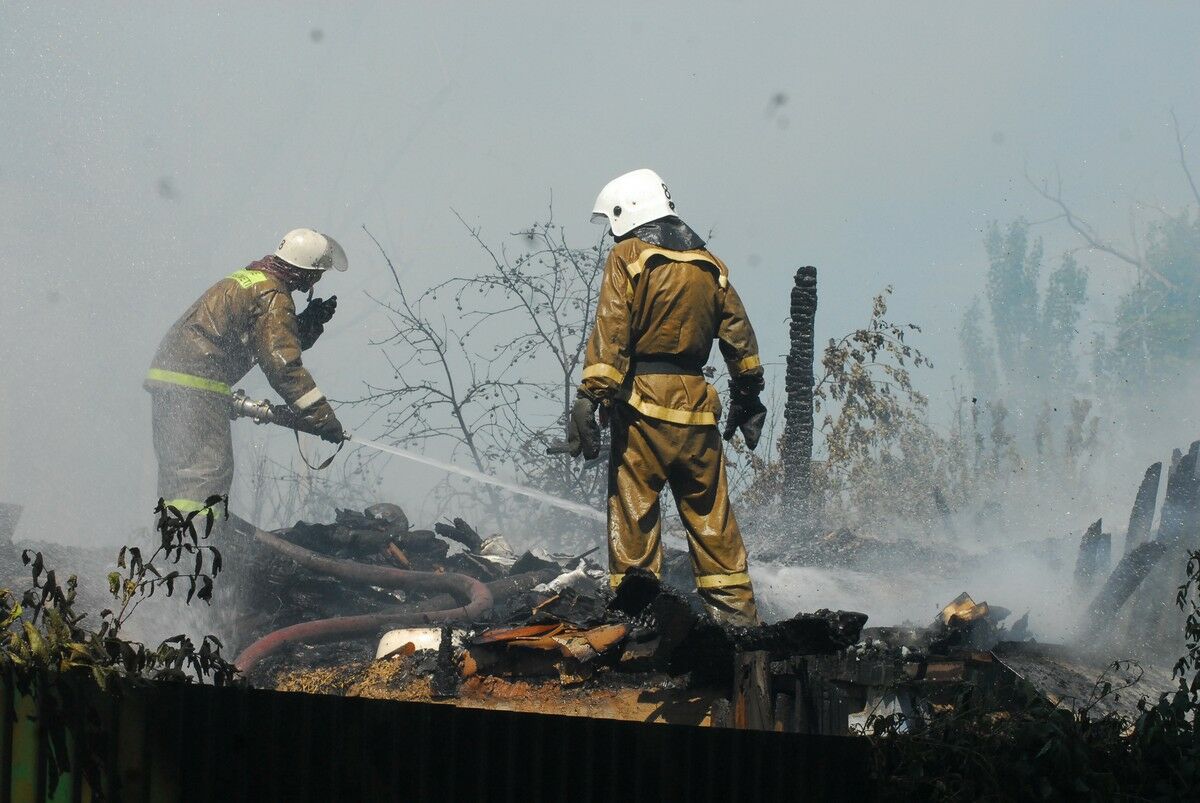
[562,169,768,626]
[145,228,348,517]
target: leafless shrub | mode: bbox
[352,210,608,549]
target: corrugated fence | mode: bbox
[0,670,870,801]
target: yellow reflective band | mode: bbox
[227,269,269,289]
[626,390,718,427]
[582,363,626,384]
[163,499,212,514]
[624,247,725,284]
[695,571,751,589]
[732,355,762,374]
[146,369,231,395]
[610,571,660,589]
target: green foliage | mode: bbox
[984,219,1044,383]
[961,219,1089,404]
[958,298,998,399]
[815,287,932,474]
[0,496,237,689]
[1041,254,1089,389]
[0,497,240,797]
[866,550,1200,800]
[1098,211,1200,390]
[740,286,947,533]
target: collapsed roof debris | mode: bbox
[222,497,1173,735]
[0,437,1193,736]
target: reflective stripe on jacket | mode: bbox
[580,238,763,426]
[145,259,323,409]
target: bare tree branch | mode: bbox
[1171,108,1200,209]
[1024,165,1178,291]
[351,207,609,536]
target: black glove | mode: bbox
[297,296,338,350]
[300,399,345,443]
[547,395,602,459]
[723,384,768,450]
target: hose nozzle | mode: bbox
[229,389,278,425]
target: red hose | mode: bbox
[229,516,493,674]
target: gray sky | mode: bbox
[3,2,1200,541]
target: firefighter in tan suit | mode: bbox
[145,228,348,516]
[560,169,768,626]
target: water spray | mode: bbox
[348,436,606,522]
[229,390,606,523]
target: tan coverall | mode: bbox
[145,258,328,515]
[580,238,763,625]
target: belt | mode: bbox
[630,355,705,377]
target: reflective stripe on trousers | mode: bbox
[163,498,221,515]
[606,404,758,625]
[610,570,752,590]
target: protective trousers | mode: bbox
[149,386,255,649]
[607,403,759,626]
[150,387,233,515]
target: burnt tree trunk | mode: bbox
[782,266,817,517]
[1158,440,1200,546]
[1125,461,1162,554]
[1074,518,1111,592]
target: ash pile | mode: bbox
[235,502,1175,734]
[238,502,881,727]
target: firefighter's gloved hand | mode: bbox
[547,395,601,459]
[723,387,767,450]
[571,396,603,459]
[297,296,338,350]
[306,295,338,324]
[300,400,345,443]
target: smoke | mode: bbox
[2,5,1200,675]
[752,547,1080,643]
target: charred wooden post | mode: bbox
[1074,519,1111,592]
[782,266,818,518]
[710,698,732,728]
[772,693,792,733]
[1158,440,1200,546]
[1125,462,1162,554]
[430,625,460,699]
[1081,540,1169,642]
[732,650,772,730]
[810,678,851,736]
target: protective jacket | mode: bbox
[580,221,762,625]
[145,257,327,411]
[580,223,764,426]
[145,257,329,516]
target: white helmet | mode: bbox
[591,169,676,237]
[274,228,348,272]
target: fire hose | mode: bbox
[228,514,494,674]
[224,390,603,673]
